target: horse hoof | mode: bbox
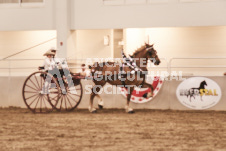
[128,110,135,114]
[143,93,148,98]
[98,105,103,109]
[91,110,97,113]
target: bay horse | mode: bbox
[89,44,161,113]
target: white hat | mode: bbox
[49,47,57,54]
[43,49,55,56]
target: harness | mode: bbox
[122,51,143,72]
[119,50,145,87]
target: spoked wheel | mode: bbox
[53,81,83,112]
[22,71,60,113]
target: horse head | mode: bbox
[132,43,161,68]
[146,44,161,65]
[200,80,207,89]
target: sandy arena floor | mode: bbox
[0,108,226,151]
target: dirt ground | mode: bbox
[0,108,226,151]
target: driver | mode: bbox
[43,48,75,94]
[43,49,55,71]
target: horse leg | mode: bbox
[142,82,153,98]
[125,86,134,113]
[190,95,193,102]
[89,88,96,113]
[89,85,99,113]
[89,84,105,113]
[97,94,104,109]
[90,93,104,109]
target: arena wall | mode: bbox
[0,76,226,111]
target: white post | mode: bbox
[55,0,72,58]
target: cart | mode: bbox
[22,69,84,113]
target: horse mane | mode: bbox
[132,45,147,57]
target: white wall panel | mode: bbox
[125,0,146,5]
[0,0,225,30]
[71,0,226,29]
[0,30,56,59]
[125,26,226,58]
[0,0,55,31]
[75,29,113,59]
[125,26,226,76]
[103,0,124,6]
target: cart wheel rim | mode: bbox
[53,82,83,112]
[22,71,60,113]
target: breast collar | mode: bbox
[121,50,143,73]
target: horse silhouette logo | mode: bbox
[186,80,207,102]
[176,77,221,110]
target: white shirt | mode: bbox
[43,56,69,70]
[43,57,56,70]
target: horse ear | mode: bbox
[145,43,150,47]
[145,43,154,48]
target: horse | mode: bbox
[88,43,161,113]
[187,80,207,101]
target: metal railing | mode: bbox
[0,0,45,8]
[0,57,169,76]
[1,57,226,77]
[102,0,219,6]
[169,57,226,76]
[0,38,56,61]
